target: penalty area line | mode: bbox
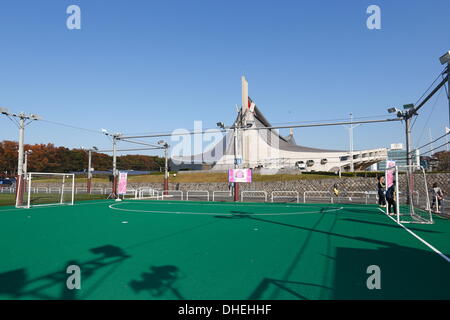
[377,208,450,264]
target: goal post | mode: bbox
[16,172,75,209]
[384,165,432,224]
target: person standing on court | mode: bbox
[386,180,397,215]
[377,176,386,207]
[431,182,444,213]
[333,184,340,197]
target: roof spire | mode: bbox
[241,76,248,114]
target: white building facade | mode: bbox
[171,77,387,172]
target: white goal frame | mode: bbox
[384,165,432,224]
[19,172,75,209]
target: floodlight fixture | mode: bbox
[387,107,400,114]
[439,51,450,65]
[30,114,41,120]
[0,107,9,114]
[216,122,225,129]
[158,140,168,148]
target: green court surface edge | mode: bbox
[0,199,449,300]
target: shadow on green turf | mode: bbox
[332,246,450,299]
[248,245,450,299]
[220,210,450,299]
[0,245,130,300]
[129,265,184,300]
[231,214,396,248]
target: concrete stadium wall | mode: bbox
[36,173,449,196]
[120,173,450,196]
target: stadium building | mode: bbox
[171,77,387,172]
[377,143,420,171]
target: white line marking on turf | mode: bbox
[108,203,343,216]
[129,200,334,209]
[377,208,450,263]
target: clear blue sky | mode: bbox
[0,0,449,156]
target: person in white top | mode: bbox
[431,182,444,213]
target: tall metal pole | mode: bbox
[446,127,449,152]
[16,116,25,207]
[0,110,40,207]
[112,135,118,198]
[404,115,413,206]
[233,122,240,202]
[349,113,354,172]
[405,116,412,168]
[428,128,433,172]
[447,62,450,127]
[164,145,169,195]
[24,152,29,178]
[87,150,92,194]
[346,113,360,172]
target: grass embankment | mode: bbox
[0,194,107,207]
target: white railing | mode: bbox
[241,191,267,202]
[338,191,369,204]
[0,187,15,193]
[138,187,161,200]
[91,188,104,194]
[76,187,88,194]
[119,189,137,199]
[49,187,61,194]
[303,191,333,203]
[161,190,184,201]
[212,190,233,202]
[35,187,49,194]
[186,190,209,201]
[26,187,36,194]
[271,191,299,203]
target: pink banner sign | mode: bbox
[385,161,396,188]
[228,169,252,183]
[118,172,128,195]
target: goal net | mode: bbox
[384,165,432,224]
[16,173,75,209]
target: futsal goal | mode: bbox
[16,172,75,209]
[384,165,432,224]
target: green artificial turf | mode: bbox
[0,200,449,300]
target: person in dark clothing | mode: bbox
[377,176,386,207]
[386,181,397,215]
